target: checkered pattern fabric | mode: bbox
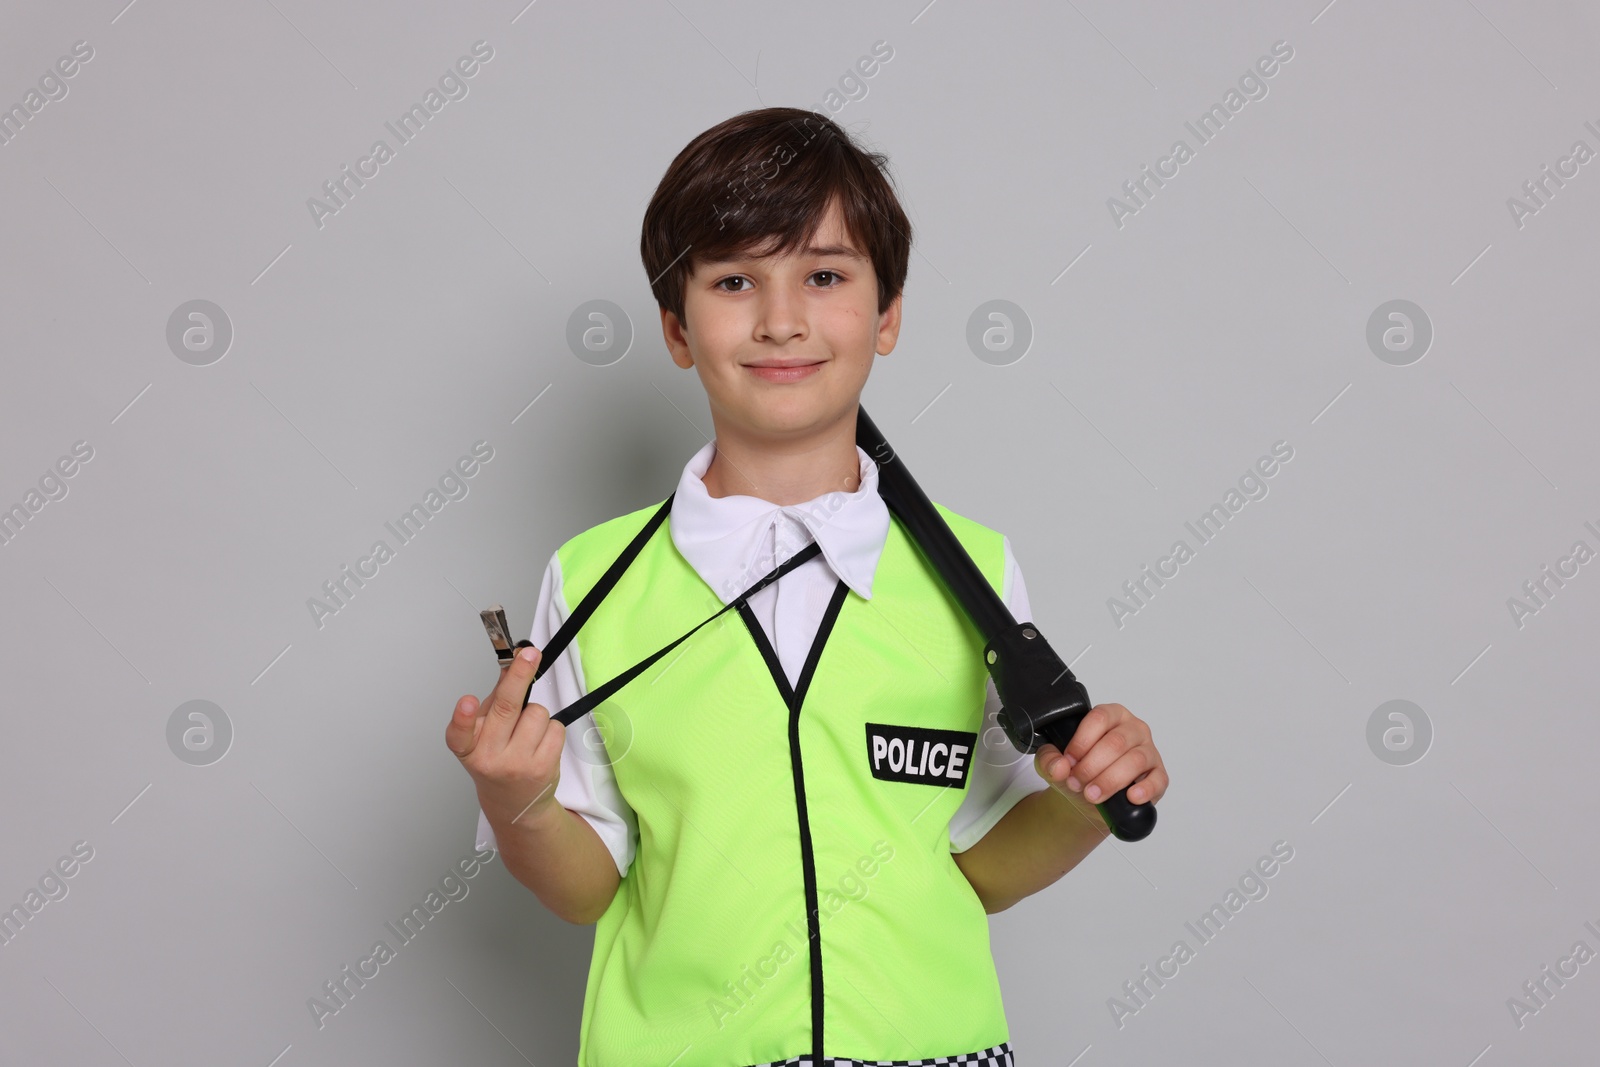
[745,1042,1016,1067]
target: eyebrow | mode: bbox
[800,244,867,260]
[704,243,867,267]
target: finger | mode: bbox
[1032,742,1076,783]
[506,725,566,826]
[505,697,556,764]
[528,714,567,778]
[1064,724,1134,794]
[1061,703,1124,763]
[445,693,485,758]
[1123,766,1168,805]
[477,644,543,754]
[1079,747,1156,804]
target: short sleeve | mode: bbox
[474,549,640,878]
[947,535,1052,852]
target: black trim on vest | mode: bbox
[737,577,851,1067]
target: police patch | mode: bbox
[864,722,978,788]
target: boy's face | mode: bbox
[662,198,901,445]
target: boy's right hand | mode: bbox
[446,645,567,833]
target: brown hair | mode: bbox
[640,107,912,328]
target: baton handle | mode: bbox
[1033,690,1159,844]
[986,623,1157,843]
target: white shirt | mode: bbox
[475,440,1050,876]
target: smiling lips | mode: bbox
[745,360,824,383]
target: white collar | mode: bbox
[669,438,890,605]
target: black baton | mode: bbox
[857,404,1157,843]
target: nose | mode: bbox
[753,284,806,344]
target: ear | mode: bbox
[875,291,903,356]
[661,306,694,369]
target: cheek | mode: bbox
[826,301,873,342]
[833,344,877,393]
[684,320,742,370]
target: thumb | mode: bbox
[1034,742,1076,783]
[446,693,484,759]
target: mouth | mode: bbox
[744,359,825,383]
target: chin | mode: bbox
[746,401,856,439]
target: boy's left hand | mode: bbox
[1034,702,1167,809]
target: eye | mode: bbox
[714,276,750,292]
[811,270,843,287]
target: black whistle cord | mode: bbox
[518,491,824,727]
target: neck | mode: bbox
[701,411,862,505]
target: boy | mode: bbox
[446,107,1168,1066]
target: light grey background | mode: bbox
[2,1,1596,1064]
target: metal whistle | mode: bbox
[479,603,532,667]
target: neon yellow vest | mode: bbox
[559,496,1013,1065]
